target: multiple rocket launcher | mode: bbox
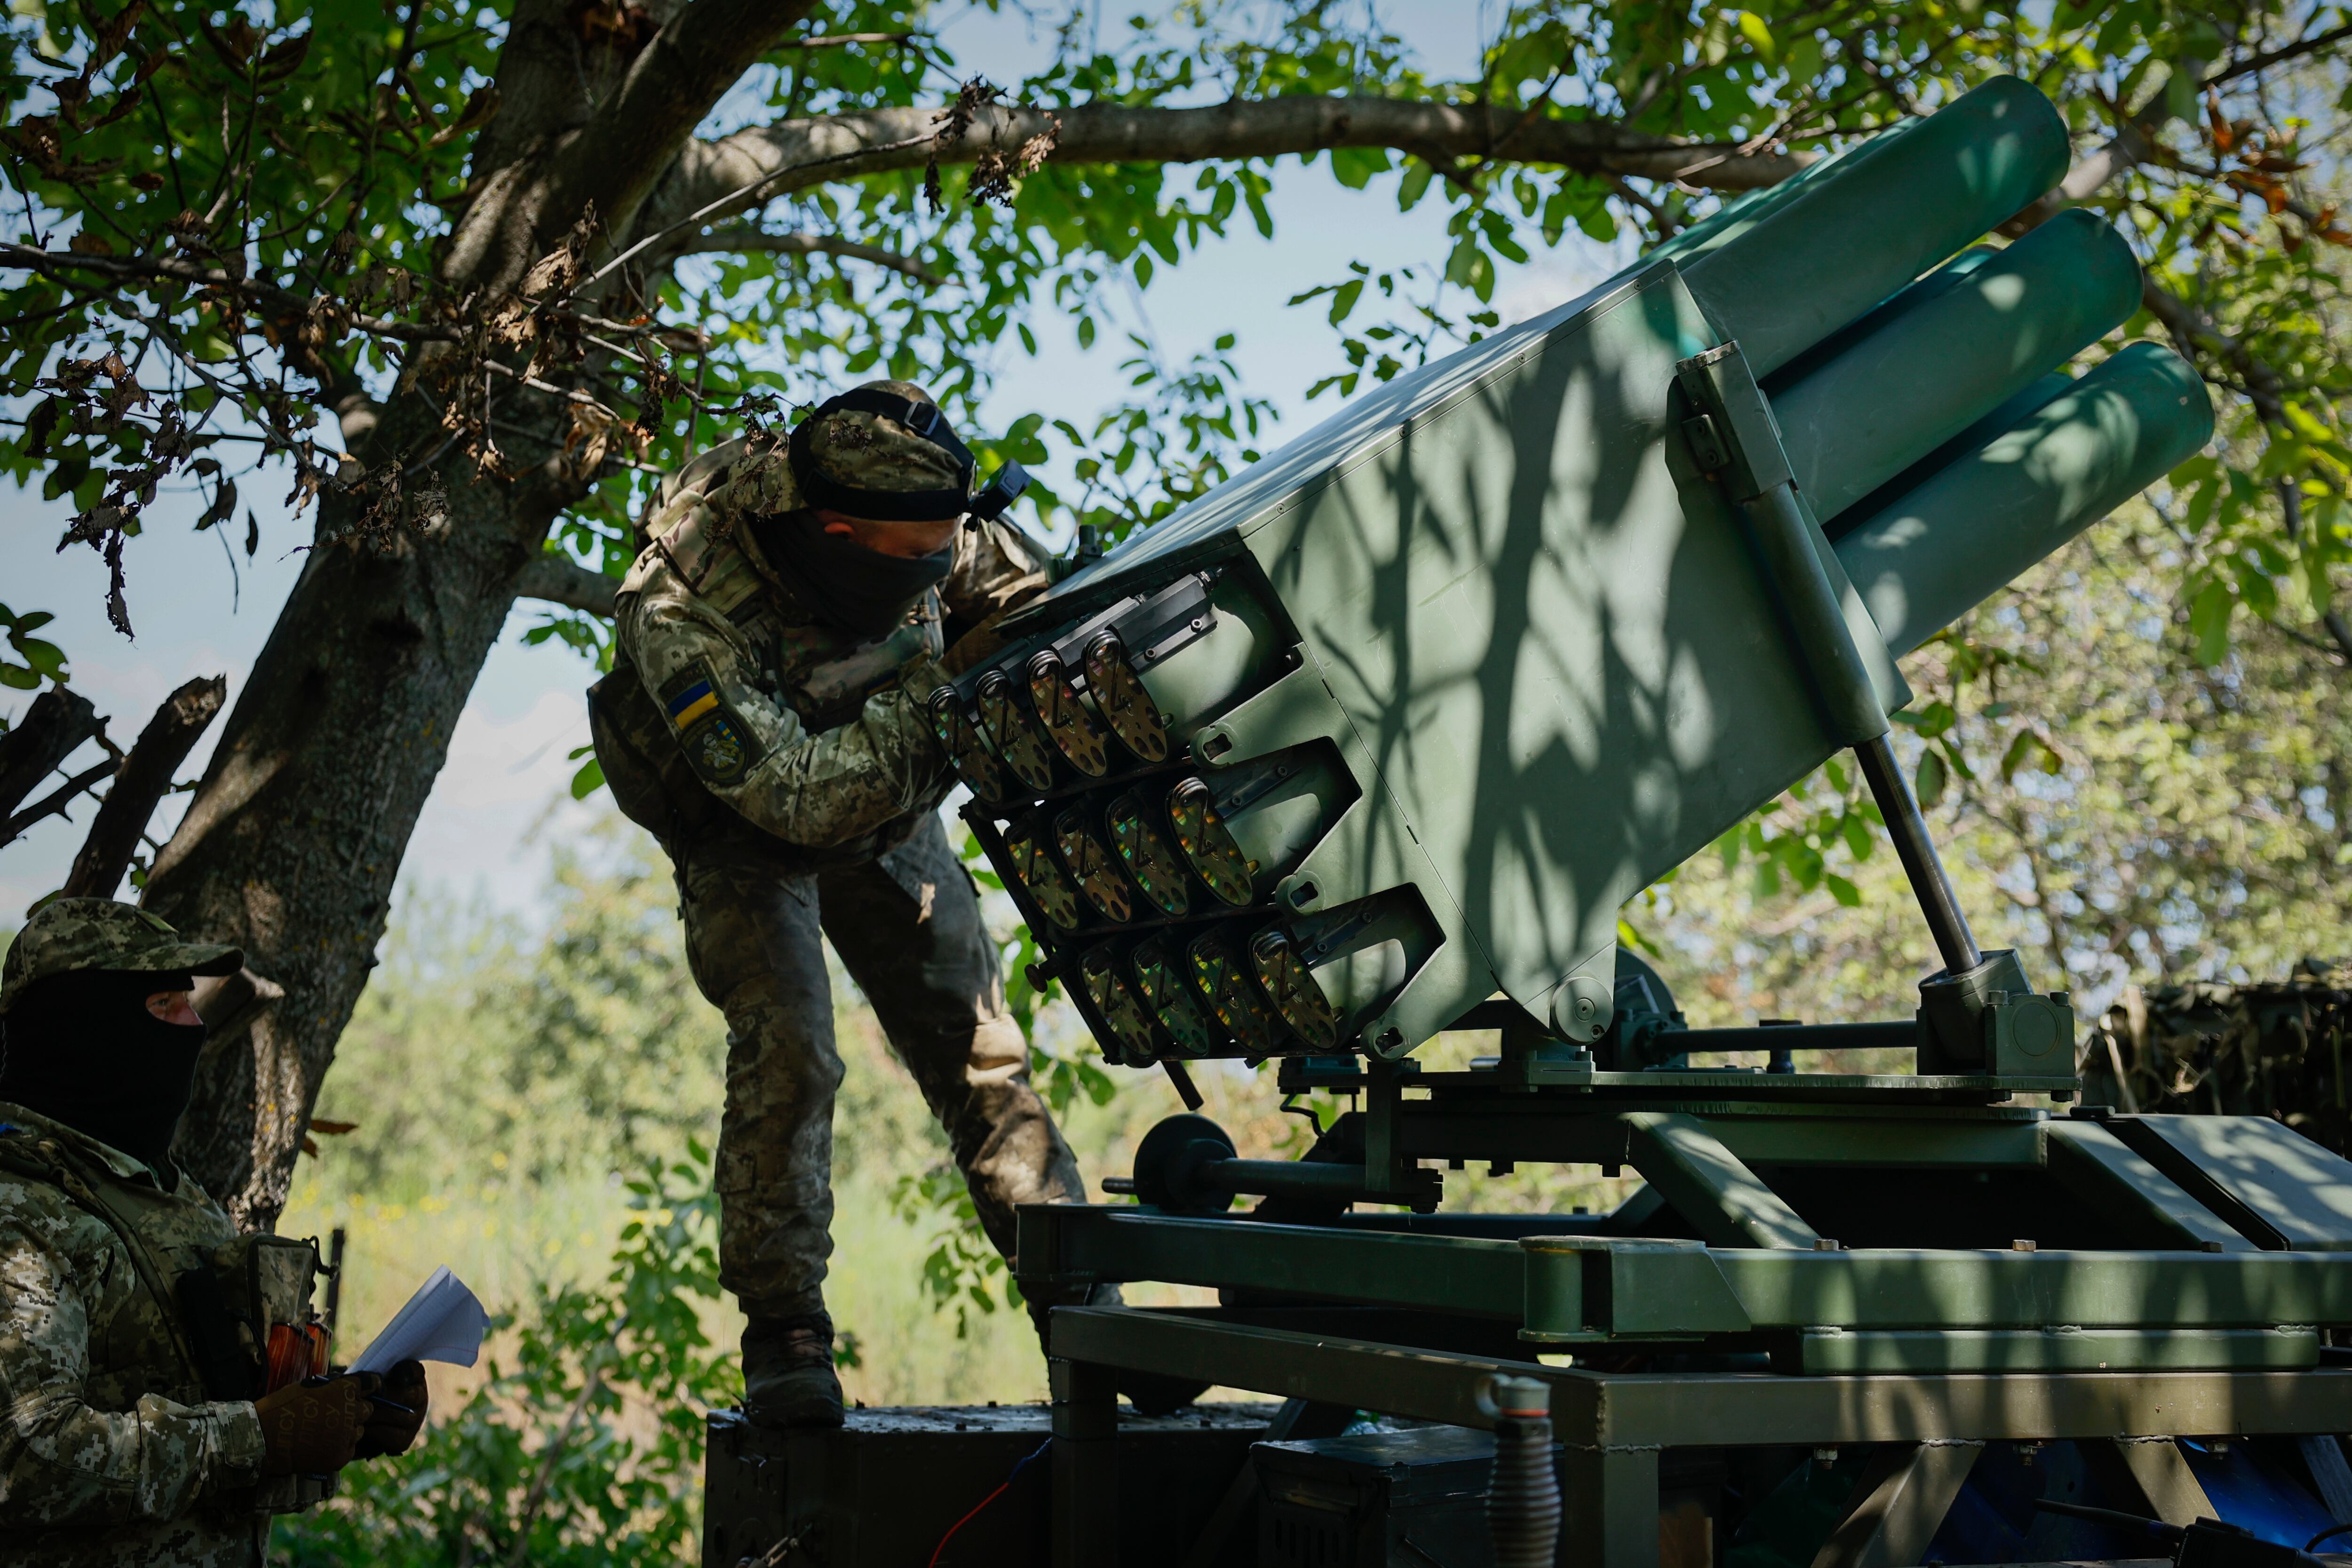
[926,77,2216,1070]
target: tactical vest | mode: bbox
[0,1127,334,1514]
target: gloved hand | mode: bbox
[355,1359,429,1459]
[254,1372,377,1476]
[941,606,1022,678]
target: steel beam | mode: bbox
[2105,1436,2216,1527]
[1017,1206,1524,1317]
[1047,1307,2352,1449]
[1562,1443,1662,1568]
[1810,1440,1985,1568]
[1522,1240,2352,1341]
[1622,1111,1820,1248]
[2045,1122,2256,1251]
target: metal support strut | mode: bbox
[1676,338,1989,985]
[1852,733,1982,977]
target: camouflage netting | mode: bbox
[2079,960,2352,1154]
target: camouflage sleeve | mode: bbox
[0,1204,266,1530]
[618,565,952,848]
[941,518,1050,622]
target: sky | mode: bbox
[0,5,1626,924]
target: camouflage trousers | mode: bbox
[672,812,1086,1321]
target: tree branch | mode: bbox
[62,675,228,899]
[2140,273,2287,424]
[2207,20,2352,87]
[669,227,945,285]
[543,0,821,243]
[653,96,1811,235]
[780,32,917,49]
[516,554,619,615]
[0,758,117,847]
[0,686,105,823]
[0,242,460,343]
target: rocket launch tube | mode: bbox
[1833,341,2215,658]
[1674,75,2071,377]
[1771,208,2145,524]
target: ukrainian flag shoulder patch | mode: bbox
[656,664,762,788]
[665,677,721,730]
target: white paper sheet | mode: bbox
[350,1265,490,1375]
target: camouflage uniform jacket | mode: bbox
[605,434,1046,858]
[0,1103,269,1568]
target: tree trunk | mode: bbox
[145,427,561,1225]
[139,0,811,1230]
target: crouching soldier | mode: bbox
[0,898,428,1567]
[590,381,1103,1429]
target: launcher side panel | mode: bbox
[1238,265,1848,1017]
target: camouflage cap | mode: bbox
[788,380,976,522]
[0,898,242,1014]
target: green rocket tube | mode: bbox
[1834,342,2215,657]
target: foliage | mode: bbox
[0,602,67,694]
[278,1152,737,1568]
[317,823,725,1192]
[1646,502,2352,1028]
[885,1159,1020,1338]
[5,2,2352,1338]
[5,1,2344,668]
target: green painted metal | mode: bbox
[1017,1197,2352,1352]
[2117,1114,2352,1251]
[1045,1305,2352,1445]
[1659,76,2072,375]
[2042,1121,2257,1252]
[1787,1326,2318,1374]
[950,76,2209,1068]
[1836,342,2217,658]
[1518,1242,2352,1340]
[1013,1205,1527,1319]
[1774,209,2144,523]
[1618,1110,1820,1249]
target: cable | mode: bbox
[926,1438,1052,1568]
[2306,1523,2352,1552]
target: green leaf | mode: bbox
[569,756,606,800]
[1915,748,1948,809]
[1397,160,1435,211]
[1998,729,2038,782]
[17,639,65,679]
[1825,873,1861,908]
[2188,579,2234,665]
[1735,10,1779,61]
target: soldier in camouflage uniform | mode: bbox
[590,381,1092,1428]
[0,899,426,1567]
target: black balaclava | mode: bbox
[754,510,954,639]
[0,968,205,1177]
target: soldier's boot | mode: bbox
[741,1314,843,1430]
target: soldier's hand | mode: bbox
[941,607,1021,678]
[255,1372,377,1476]
[355,1359,429,1459]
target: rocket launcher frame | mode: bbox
[933,75,2215,1075]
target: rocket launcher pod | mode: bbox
[1836,341,2216,657]
[1770,208,2145,523]
[944,74,2214,1068]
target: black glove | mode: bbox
[255,1372,377,1476]
[355,1359,429,1459]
